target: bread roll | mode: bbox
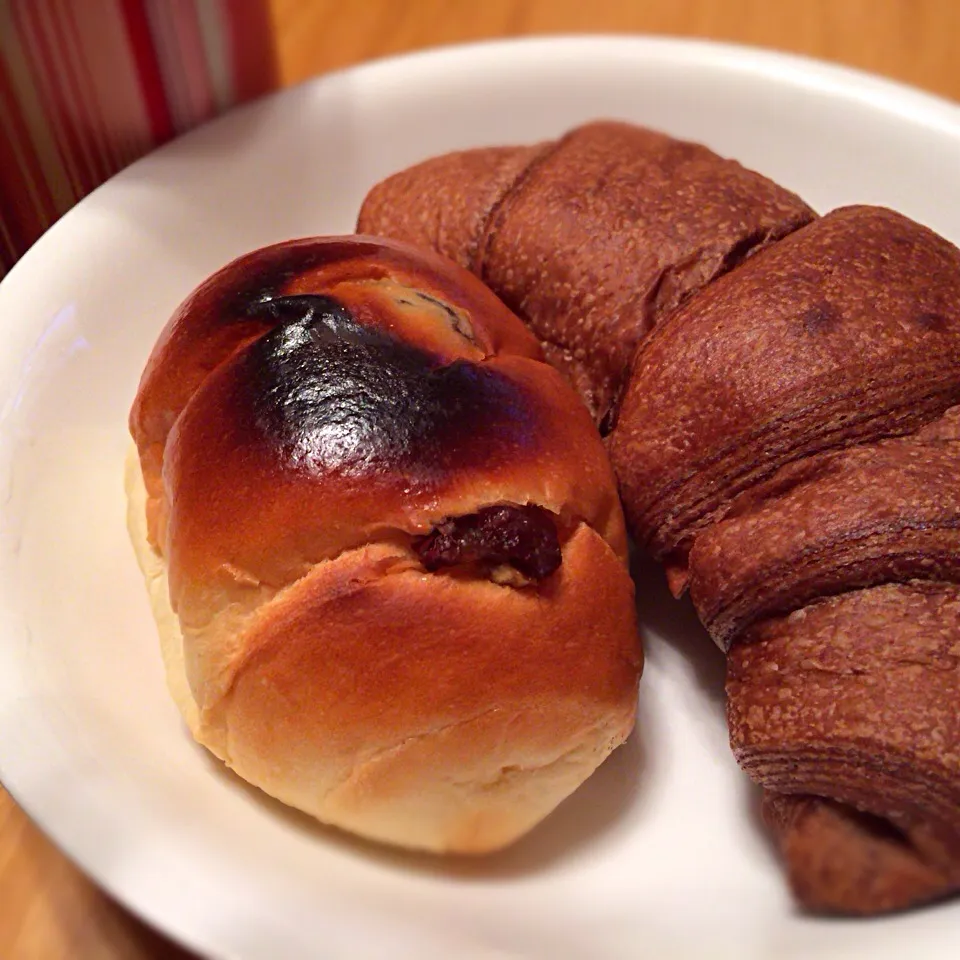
[127,235,641,853]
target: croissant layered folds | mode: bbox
[358,121,960,912]
[617,208,960,914]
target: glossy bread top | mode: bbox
[129,235,627,606]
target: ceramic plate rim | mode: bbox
[1,34,960,960]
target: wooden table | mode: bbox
[2,1,958,956]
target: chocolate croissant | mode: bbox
[126,235,641,854]
[360,120,815,425]
[358,122,960,911]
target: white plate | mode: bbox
[1,35,959,960]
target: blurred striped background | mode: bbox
[0,0,276,277]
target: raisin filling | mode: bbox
[414,505,561,580]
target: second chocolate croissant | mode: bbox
[358,121,960,914]
[615,205,960,914]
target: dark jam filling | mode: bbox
[414,505,561,580]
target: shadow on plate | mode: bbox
[182,548,724,881]
[630,550,792,869]
[630,551,726,713]
[196,696,651,882]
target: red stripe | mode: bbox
[31,0,103,194]
[0,56,56,262]
[119,0,174,143]
[172,0,214,123]
[226,0,277,103]
[43,0,110,186]
[9,0,77,202]
[56,0,121,178]
[16,0,90,197]
[0,127,42,259]
[0,40,58,225]
[0,229,17,275]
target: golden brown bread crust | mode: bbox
[128,235,641,853]
[359,120,815,422]
[357,127,960,911]
[127,453,638,852]
[218,523,638,852]
[130,236,544,550]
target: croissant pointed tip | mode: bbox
[764,794,958,916]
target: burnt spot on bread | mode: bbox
[216,238,395,323]
[414,505,561,580]
[800,301,839,334]
[244,292,341,325]
[240,294,535,478]
[916,311,948,332]
[225,245,336,320]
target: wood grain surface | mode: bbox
[2,1,958,957]
[272,0,960,102]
